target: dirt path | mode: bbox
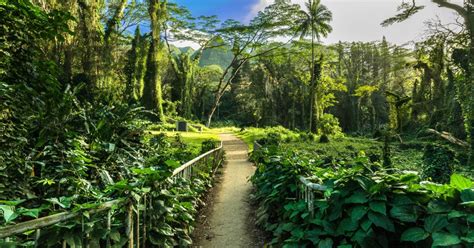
[192,133,263,248]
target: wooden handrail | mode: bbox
[172,141,223,176]
[298,176,327,191]
[253,141,262,151]
[0,199,124,238]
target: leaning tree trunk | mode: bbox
[206,91,223,127]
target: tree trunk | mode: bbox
[291,93,296,129]
[468,2,474,166]
[78,0,100,89]
[206,91,223,127]
[308,25,316,133]
[301,91,306,130]
[312,90,319,133]
[142,0,166,121]
[104,0,127,44]
[63,45,73,84]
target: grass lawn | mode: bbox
[148,130,220,146]
[235,126,300,151]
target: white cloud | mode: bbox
[245,0,274,22]
[242,0,463,45]
[171,40,201,50]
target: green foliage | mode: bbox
[237,126,300,149]
[318,113,342,137]
[251,142,474,247]
[199,44,233,69]
[421,144,456,183]
[0,0,73,199]
[201,139,218,153]
[0,2,220,245]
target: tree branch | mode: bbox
[431,0,467,18]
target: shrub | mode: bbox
[201,139,217,153]
[319,134,330,143]
[421,144,456,183]
[318,114,342,137]
[299,132,316,142]
[257,131,282,146]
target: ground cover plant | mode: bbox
[250,144,474,247]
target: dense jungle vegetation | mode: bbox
[1,0,474,247]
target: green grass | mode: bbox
[161,131,218,143]
[235,126,300,151]
[147,130,220,155]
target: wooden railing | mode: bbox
[253,141,327,217]
[253,141,262,152]
[298,176,327,217]
[0,142,224,246]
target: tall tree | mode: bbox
[384,0,474,166]
[142,0,167,121]
[125,26,145,103]
[205,0,302,126]
[295,0,333,132]
[77,0,102,89]
[164,11,221,119]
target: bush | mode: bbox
[201,139,217,153]
[319,134,329,143]
[238,126,299,146]
[421,144,456,183]
[318,114,342,137]
[299,132,316,142]
[257,131,282,146]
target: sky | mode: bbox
[171,0,463,47]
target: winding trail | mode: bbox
[193,133,262,248]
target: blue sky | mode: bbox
[170,0,463,46]
[172,0,257,21]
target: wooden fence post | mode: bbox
[143,195,147,248]
[34,229,40,248]
[126,203,134,248]
[106,210,112,248]
[136,199,140,248]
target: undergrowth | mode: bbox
[250,145,474,247]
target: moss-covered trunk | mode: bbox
[142,0,166,121]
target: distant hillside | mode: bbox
[198,45,233,69]
[179,47,195,54]
[170,44,233,70]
